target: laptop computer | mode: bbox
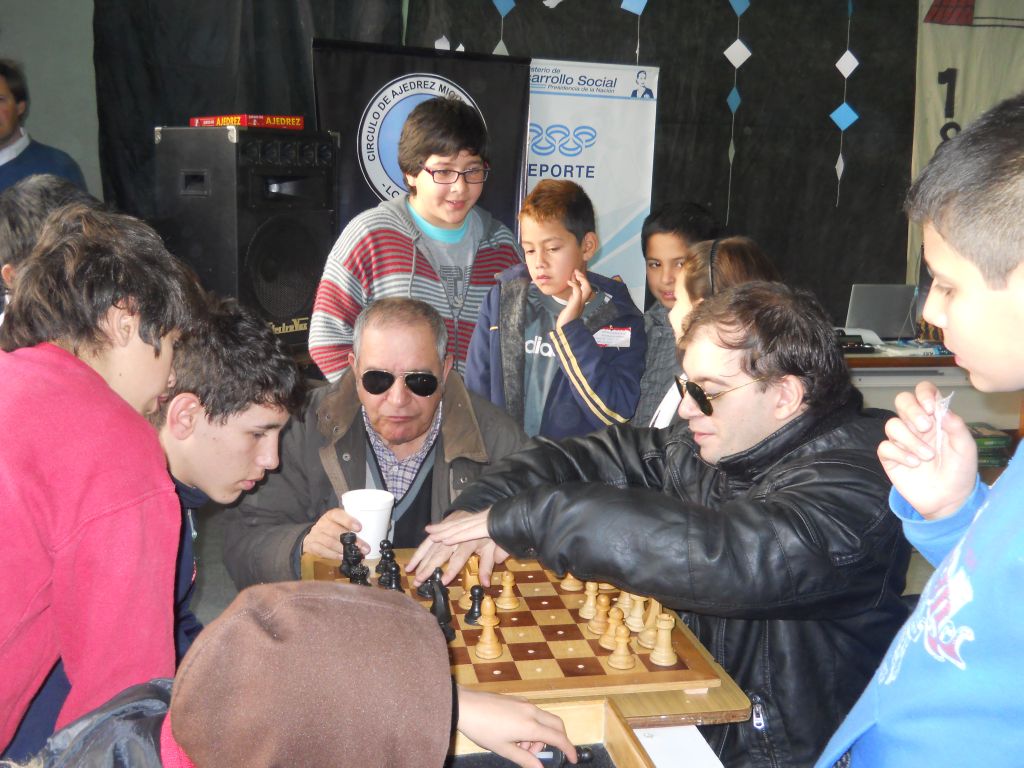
[844,284,918,340]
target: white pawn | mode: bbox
[625,595,646,633]
[608,624,636,670]
[600,606,624,651]
[587,593,611,636]
[616,591,633,616]
[578,581,599,620]
[494,570,519,611]
[561,572,584,592]
[649,612,678,667]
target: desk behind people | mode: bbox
[845,351,1022,429]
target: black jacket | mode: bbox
[452,397,911,768]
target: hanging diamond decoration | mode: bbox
[727,87,741,114]
[830,102,859,131]
[729,0,750,16]
[835,152,846,181]
[724,39,752,69]
[835,50,859,78]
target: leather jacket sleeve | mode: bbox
[460,422,902,621]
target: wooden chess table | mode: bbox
[303,550,750,728]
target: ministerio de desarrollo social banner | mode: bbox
[527,58,659,310]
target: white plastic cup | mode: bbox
[341,489,395,558]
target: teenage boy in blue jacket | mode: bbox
[816,91,1024,767]
[465,180,644,439]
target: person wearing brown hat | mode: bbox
[14,582,576,768]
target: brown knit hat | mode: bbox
[168,581,454,767]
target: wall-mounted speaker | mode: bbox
[153,126,339,350]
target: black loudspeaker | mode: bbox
[153,126,339,350]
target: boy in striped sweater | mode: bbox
[308,95,520,381]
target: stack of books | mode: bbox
[968,423,1013,468]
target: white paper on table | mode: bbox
[633,725,724,768]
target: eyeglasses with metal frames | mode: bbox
[674,373,767,416]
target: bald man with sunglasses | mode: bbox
[222,298,528,589]
[412,282,911,768]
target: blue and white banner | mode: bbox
[527,58,658,309]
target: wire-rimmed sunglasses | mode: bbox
[675,373,766,416]
[420,165,490,184]
[360,370,440,397]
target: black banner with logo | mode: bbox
[312,39,531,234]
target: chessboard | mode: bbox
[302,551,722,701]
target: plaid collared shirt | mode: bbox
[362,403,443,500]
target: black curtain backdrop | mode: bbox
[93,0,402,221]
[405,0,917,322]
[93,0,916,322]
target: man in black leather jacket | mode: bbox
[412,282,911,768]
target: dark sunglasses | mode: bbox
[361,370,439,397]
[675,373,766,416]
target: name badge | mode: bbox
[593,326,632,348]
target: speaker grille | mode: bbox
[245,213,329,321]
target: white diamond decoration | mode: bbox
[493,38,509,56]
[435,35,451,50]
[835,152,846,180]
[836,50,859,79]
[724,39,752,69]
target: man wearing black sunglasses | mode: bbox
[223,298,527,589]
[413,282,912,768]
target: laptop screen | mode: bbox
[845,284,918,340]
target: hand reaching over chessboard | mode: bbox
[408,508,508,586]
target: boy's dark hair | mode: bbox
[397,95,489,182]
[0,174,102,272]
[519,179,596,243]
[680,281,854,414]
[0,58,28,113]
[905,91,1024,287]
[153,296,306,425]
[641,202,720,256]
[681,236,780,303]
[0,204,203,354]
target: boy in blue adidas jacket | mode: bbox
[465,180,644,439]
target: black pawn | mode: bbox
[376,539,394,574]
[349,563,371,586]
[464,584,485,626]
[384,560,404,593]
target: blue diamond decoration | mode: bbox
[493,0,515,17]
[729,0,750,16]
[830,102,859,131]
[727,87,741,114]
[621,0,648,14]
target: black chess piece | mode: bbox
[384,560,404,593]
[539,745,594,767]
[429,575,456,642]
[416,566,442,599]
[340,532,362,577]
[376,539,394,574]
[349,563,371,586]
[464,584,485,626]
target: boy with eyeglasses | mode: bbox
[412,281,911,768]
[308,95,521,382]
[465,179,645,439]
[224,297,527,586]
